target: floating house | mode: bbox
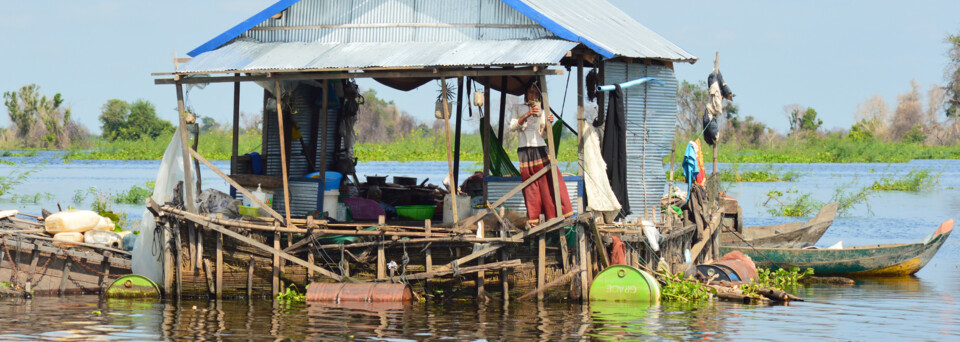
[149,0,714,301]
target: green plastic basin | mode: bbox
[395,205,436,220]
[589,265,660,303]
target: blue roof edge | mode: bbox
[501,0,615,59]
[187,0,302,57]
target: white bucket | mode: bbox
[323,190,340,220]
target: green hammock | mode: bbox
[480,120,565,177]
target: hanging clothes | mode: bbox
[601,84,630,218]
[583,100,621,223]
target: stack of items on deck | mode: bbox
[44,210,134,250]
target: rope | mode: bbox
[63,252,111,277]
[1,237,22,286]
[726,224,787,270]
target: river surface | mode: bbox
[0,152,959,341]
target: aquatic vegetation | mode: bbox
[667,164,800,183]
[656,270,715,303]
[64,131,262,161]
[763,190,822,217]
[73,187,128,231]
[113,181,154,205]
[1,151,37,157]
[742,267,814,296]
[0,167,36,197]
[276,284,307,304]
[870,169,939,191]
[9,192,54,204]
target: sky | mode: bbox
[1,0,959,135]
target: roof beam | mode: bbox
[154,68,563,85]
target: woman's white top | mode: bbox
[508,102,547,148]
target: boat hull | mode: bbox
[720,202,837,249]
[719,219,953,277]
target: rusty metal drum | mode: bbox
[307,282,413,303]
[714,259,759,282]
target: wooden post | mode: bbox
[440,78,459,226]
[59,257,72,296]
[538,75,563,219]
[232,74,240,175]
[247,257,255,298]
[537,234,546,301]
[175,83,197,214]
[476,221,486,300]
[576,57,585,214]
[559,230,569,273]
[204,259,215,296]
[274,80,292,226]
[176,82,198,270]
[272,221,280,297]
[498,76,507,144]
[377,215,386,280]
[453,77,464,186]
[216,229,223,299]
[319,80,329,187]
[425,219,433,272]
[500,222,510,303]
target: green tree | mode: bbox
[785,105,822,133]
[945,31,960,117]
[99,99,174,141]
[3,84,82,148]
[676,80,710,135]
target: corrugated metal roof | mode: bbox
[179,39,576,73]
[508,0,696,62]
[186,0,695,64]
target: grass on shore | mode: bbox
[64,131,262,161]
[667,164,800,183]
[669,134,960,164]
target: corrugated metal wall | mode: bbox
[602,62,677,220]
[241,0,552,43]
[486,176,582,214]
[259,83,340,217]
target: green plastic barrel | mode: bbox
[105,275,162,299]
[589,265,660,303]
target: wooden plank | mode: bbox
[275,80,293,225]
[203,258,215,296]
[187,149,284,222]
[174,83,196,214]
[155,68,564,85]
[538,75,563,220]
[590,219,610,268]
[576,57,585,214]
[559,230,569,273]
[99,252,111,288]
[457,166,549,229]
[59,258,72,296]
[272,223,280,297]
[392,259,521,281]
[26,245,40,285]
[440,78,459,225]
[577,222,589,301]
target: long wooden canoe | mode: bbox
[720,202,838,249]
[719,219,953,277]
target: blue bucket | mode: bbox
[307,171,343,190]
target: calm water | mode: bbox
[1,152,959,341]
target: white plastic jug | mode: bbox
[94,216,115,231]
[45,210,101,234]
[323,190,340,220]
[84,230,123,249]
[251,184,267,208]
[53,232,84,247]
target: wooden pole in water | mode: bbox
[425,219,433,272]
[272,221,280,297]
[175,82,198,270]
[377,215,386,280]
[576,56,590,301]
[247,257,254,299]
[232,74,240,175]
[319,79,329,194]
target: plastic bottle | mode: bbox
[53,232,84,247]
[84,230,123,249]
[251,183,267,208]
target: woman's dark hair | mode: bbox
[586,69,598,102]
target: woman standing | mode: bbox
[509,84,573,227]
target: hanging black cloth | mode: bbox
[601,84,630,217]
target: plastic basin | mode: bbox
[395,205,436,220]
[238,205,260,217]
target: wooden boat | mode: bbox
[719,219,953,277]
[720,202,838,249]
[0,212,132,296]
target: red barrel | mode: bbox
[714,259,758,282]
[307,282,413,303]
